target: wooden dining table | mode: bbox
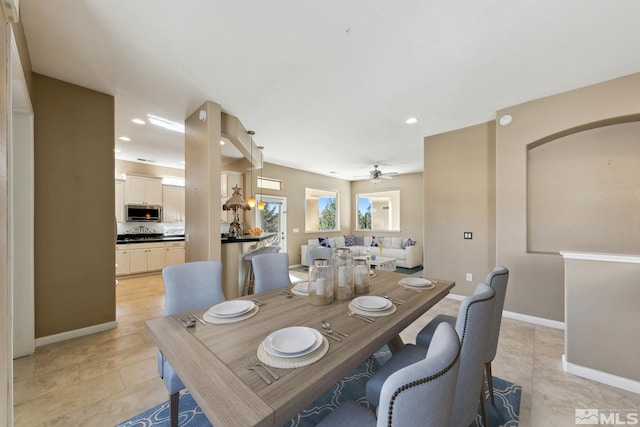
[145,270,454,427]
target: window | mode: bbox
[257,177,282,191]
[356,189,400,231]
[305,187,339,232]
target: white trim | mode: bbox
[35,321,117,347]
[446,293,566,330]
[560,251,640,264]
[563,355,640,395]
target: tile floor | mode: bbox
[12,273,640,426]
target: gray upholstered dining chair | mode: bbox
[316,322,461,427]
[308,246,332,266]
[158,261,225,427]
[366,282,495,427]
[252,252,292,293]
[416,265,509,405]
[242,245,281,295]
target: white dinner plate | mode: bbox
[263,327,322,358]
[293,281,309,293]
[401,278,433,287]
[267,326,316,354]
[352,296,391,311]
[208,300,255,318]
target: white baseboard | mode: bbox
[35,321,117,347]
[563,355,640,395]
[446,293,565,330]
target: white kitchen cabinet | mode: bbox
[125,175,163,205]
[115,179,125,222]
[129,242,166,274]
[115,244,129,276]
[163,185,185,223]
[221,171,243,198]
[165,241,185,266]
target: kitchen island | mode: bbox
[221,233,276,299]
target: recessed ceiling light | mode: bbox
[220,140,225,145]
[180,161,186,165]
[147,114,185,133]
[405,117,419,124]
[131,118,146,125]
[499,114,513,126]
[118,136,131,141]
[114,149,122,153]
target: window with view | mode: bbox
[305,187,339,232]
[356,189,400,231]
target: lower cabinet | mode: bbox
[166,241,185,266]
[115,244,130,276]
[129,243,166,274]
[116,241,186,276]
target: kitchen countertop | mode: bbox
[220,232,275,244]
[116,234,185,244]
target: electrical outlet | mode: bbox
[292,227,299,233]
[464,232,472,239]
[466,273,472,282]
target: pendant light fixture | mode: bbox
[257,145,265,210]
[246,130,256,208]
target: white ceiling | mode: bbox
[19,0,640,180]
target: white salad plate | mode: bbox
[352,296,392,311]
[293,282,309,293]
[208,300,255,318]
[401,278,433,287]
[263,327,322,358]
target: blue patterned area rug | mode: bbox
[116,347,521,427]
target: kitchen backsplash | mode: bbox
[117,222,184,235]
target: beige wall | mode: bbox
[424,122,496,295]
[496,73,640,321]
[33,73,116,337]
[184,101,222,262]
[528,121,640,254]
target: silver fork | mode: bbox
[249,357,279,380]
[243,359,271,384]
[251,298,265,306]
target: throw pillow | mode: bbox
[344,234,357,246]
[402,238,416,248]
[371,236,380,247]
[334,236,346,248]
[355,235,365,246]
[319,237,331,248]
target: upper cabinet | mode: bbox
[163,185,185,223]
[221,171,243,198]
[125,175,163,205]
[115,179,125,222]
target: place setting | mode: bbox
[290,281,309,296]
[399,277,436,292]
[202,299,259,324]
[256,326,330,369]
[347,295,397,320]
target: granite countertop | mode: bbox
[116,234,185,244]
[221,232,275,244]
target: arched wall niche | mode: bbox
[527,115,640,254]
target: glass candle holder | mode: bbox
[332,248,354,300]
[308,258,333,306]
[354,258,370,294]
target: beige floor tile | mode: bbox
[13,271,640,426]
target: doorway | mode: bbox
[255,196,287,252]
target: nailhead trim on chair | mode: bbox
[385,344,461,426]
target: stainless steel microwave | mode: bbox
[126,205,162,222]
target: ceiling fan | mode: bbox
[356,165,398,183]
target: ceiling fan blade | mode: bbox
[380,175,394,179]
